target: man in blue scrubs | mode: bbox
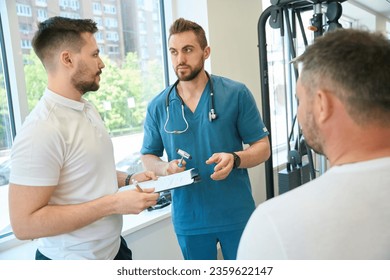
[141,18,270,260]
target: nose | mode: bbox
[99,57,105,69]
[176,51,186,64]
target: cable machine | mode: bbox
[258,0,345,199]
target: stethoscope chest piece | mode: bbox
[208,109,217,122]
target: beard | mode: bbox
[301,111,324,155]
[71,61,101,94]
[175,61,204,82]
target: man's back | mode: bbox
[237,157,390,259]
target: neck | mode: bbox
[177,70,209,100]
[326,125,390,166]
[47,77,83,101]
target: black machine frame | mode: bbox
[258,0,345,199]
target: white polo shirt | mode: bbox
[10,89,122,259]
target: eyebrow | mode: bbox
[181,44,194,49]
[169,44,195,51]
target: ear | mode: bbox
[315,90,333,124]
[61,51,73,66]
[203,46,211,60]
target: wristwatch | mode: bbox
[231,152,241,169]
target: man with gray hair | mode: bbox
[238,28,390,259]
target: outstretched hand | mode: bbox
[206,152,234,180]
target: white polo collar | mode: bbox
[44,88,86,111]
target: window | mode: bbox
[21,39,32,49]
[387,21,390,39]
[19,23,32,34]
[36,8,47,22]
[260,1,385,196]
[261,4,315,167]
[103,4,117,14]
[59,0,80,11]
[59,12,81,19]
[94,17,103,29]
[107,45,120,54]
[0,0,167,247]
[104,17,118,29]
[35,0,47,7]
[16,4,32,17]
[0,21,15,240]
[92,2,102,15]
[69,0,80,11]
[95,30,104,42]
[105,31,119,41]
[261,1,386,171]
[98,45,105,55]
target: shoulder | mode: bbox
[249,180,321,222]
[14,118,63,150]
[211,75,253,102]
[147,86,171,108]
[211,74,247,90]
[15,98,65,147]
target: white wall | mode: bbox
[206,0,266,205]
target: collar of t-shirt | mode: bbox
[44,88,87,111]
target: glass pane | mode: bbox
[18,0,165,169]
[0,42,13,238]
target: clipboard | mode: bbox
[120,168,200,193]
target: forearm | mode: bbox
[236,137,271,168]
[117,170,131,187]
[141,154,169,176]
[10,193,118,240]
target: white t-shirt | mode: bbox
[237,157,390,260]
[10,89,122,259]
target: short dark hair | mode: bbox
[32,16,98,66]
[168,18,208,49]
[295,28,390,126]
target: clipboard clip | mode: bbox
[190,168,201,183]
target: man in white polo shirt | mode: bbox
[8,16,159,260]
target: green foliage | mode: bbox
[22,52,164,136]
[24,52,47,111]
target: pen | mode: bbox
[132,179,143,192]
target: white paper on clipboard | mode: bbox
[120,168,199,193]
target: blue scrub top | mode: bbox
[141,74,269,235]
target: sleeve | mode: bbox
[140,102,165,157]
[237,85,269,144]
[10,121,64,186]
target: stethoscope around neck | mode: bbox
[164,71,217,134]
